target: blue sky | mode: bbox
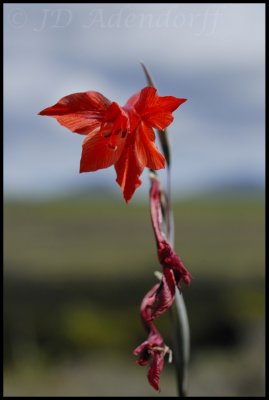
[4,4,265,200]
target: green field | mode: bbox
[4,195,265,396]
[4,196,265,279]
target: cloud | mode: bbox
[4,4,265,199]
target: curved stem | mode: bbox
[171,290,190,397]
[165,131,189,397]
[167,172,190,397]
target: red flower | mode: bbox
[39,87,186,202]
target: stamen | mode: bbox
[152,345,173,363]
[114,128,121,135]
[154,271,163,281]
[152,346,164,352]
[121,130,127,138]
[166,346,173,363]
[104,132,112,138]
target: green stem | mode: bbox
[171,290,190,397]
[167,169,190,397]
[165,122,189,397]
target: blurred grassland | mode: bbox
[4,195,265,396]
[4,195,265,279]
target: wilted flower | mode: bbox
[134,284,172,391]
[134,175,191,391]
[150,175,192,288]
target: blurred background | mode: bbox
[4,3,265,396]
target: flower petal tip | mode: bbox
[150,381,160,392]
[176,98,187,108]
[148,374,161,392]
[123,190,135,203]
[38,106,56,116]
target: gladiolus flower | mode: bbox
[39,87,186,202]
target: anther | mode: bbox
[154,271,163,281]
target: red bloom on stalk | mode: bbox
[39,87,186,202]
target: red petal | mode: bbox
[134,301,167,391]
[134,86,186,130]
[168,251,192,286]
[80,131,125,172]
[140,269,176,323]
[135,122,165,170]
[38,91,111,134]
[133,341,150,365]
[149,177,164,245]
[133,330,164,365]
[158,243,192,286]
[124,91,141,109]
[151,268,176,320]
[148,351,165,392]
[140,283,160,329]
[114,136,144,202]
